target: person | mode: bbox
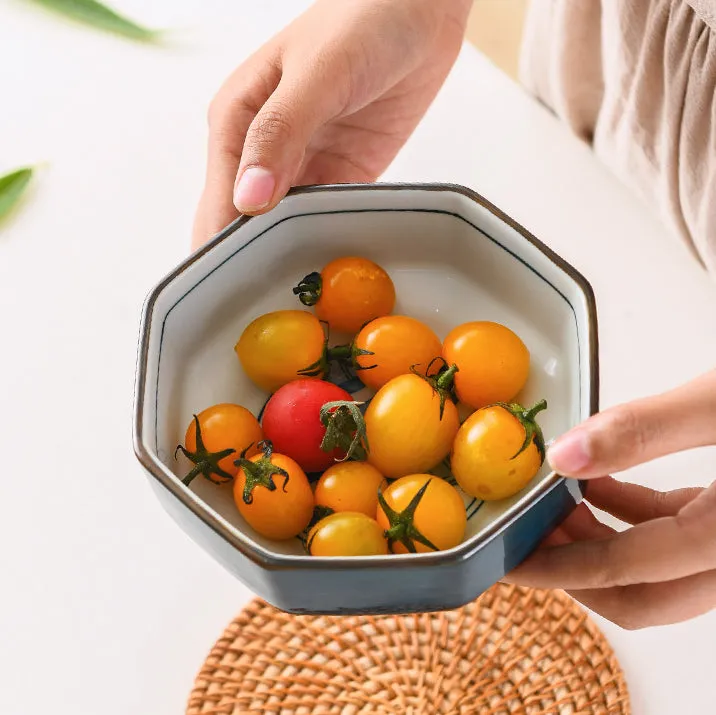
[191,0,716,629]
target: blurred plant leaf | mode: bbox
[0,168,34,223]
[27,0,160,42]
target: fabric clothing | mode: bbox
[520,0,716,273]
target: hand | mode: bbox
[506,369,716,629]
[191,0,471,249]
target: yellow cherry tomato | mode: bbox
[293,256,395,334]
[235,310,326,392]
[308,512,388,556]
[178,403,263,485]
[451,400,547,501]
[233,442,314,540]
[376,474,466,553]
[442,321,530,408]
[364,369,459,479]
[352,315,442,391]
[314,461,387,517]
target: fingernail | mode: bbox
[547,429,590,474]
[233,167,275,212]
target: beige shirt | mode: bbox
[520,0,716,274]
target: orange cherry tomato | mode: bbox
[376,474,466,553]
[314,461,387,517]
[442,321,530,408]
[233,442,314,540]
[178,404,263,486]
[293,256,395,334]
[307,512,388,556]
[364,370,459,479]
[351,315,442,390]
[235,310,326,393]
[451,400,547,501]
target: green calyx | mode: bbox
[301,505,335,553]
[297,320,331,379]
[293,271,322,307]
[319,400,369,461]
[413,357,459,420]
[325,342,378,374]
[492,399,548,463]
[175,414,236,487]
[377,479,439,553]
[297,318,379,381]
[233,440,289,505]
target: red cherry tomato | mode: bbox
[262,379,353,473]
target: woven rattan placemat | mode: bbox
[187,583,630,714]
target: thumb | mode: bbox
[547,369,716,478]
[232,74,340,215]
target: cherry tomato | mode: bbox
[451,400,547,501]
[349,315,442,391]
[235,310,326,393]
[307,512,388,556]
[314,461,387,517]
[442,321,530,408]
[376,475,466,553]
[233,441,314,540]
[262,379,354,473]
[177,404,263,486]
[364,368,459,479]
[293,256,395,334]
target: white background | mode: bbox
[1,1,715,713]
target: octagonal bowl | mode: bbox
[133,183,598,615]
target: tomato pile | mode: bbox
[176,256,548,557]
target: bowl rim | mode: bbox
[132,181,599,570]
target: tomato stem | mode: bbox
[293,271,322,307]
[378,479,439,553]
[319,400,369,461]
[413,358,459,420]
[491,399,548,463]
[233,440,290,505]
[325,342,378,373]
[297,321,332,379]
[175,414,236,486]
[301,504,335,554]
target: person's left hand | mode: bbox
[505,369,716,629]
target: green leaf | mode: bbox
[27,0,161,42]
[0,167,33,223]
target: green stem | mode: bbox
[297,321,331,379]
[233,440,289,505]
[378,480,439,553]
[293,271,322,306]
[175,414,236,486]
[319,400,369,461]
[525,399,548,422]
[412,358,459,420]
[490,399,548,463]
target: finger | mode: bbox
[547,369,716,478]
[558,501,616,540]
[539,525,572,548]
[506,485,716,589]
[568,568,716,630]
[502,505,610,586]
[587,476,704,525]
[192,57,282,249]
[232,63,347,216]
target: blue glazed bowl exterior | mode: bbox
[147,467,584,615]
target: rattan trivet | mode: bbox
[187,583,630,714]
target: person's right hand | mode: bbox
[192,0,471,249]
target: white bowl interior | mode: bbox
[140,186,594,557]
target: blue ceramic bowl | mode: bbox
[133,183,598,615]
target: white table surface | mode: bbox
[1,2,715,713]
